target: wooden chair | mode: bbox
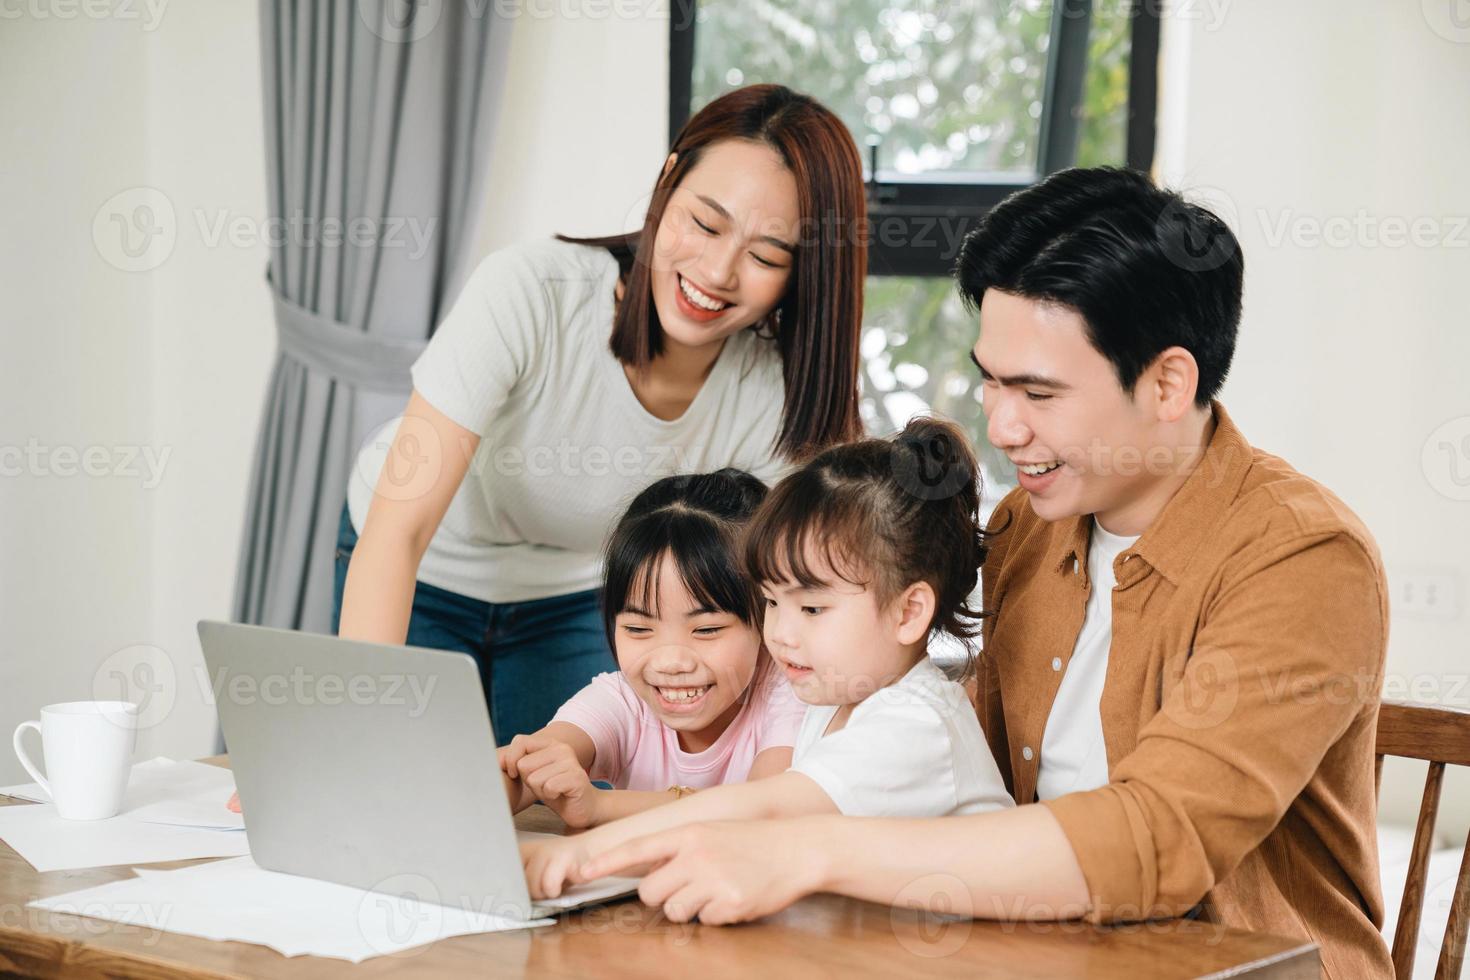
[1377,700,1470,980]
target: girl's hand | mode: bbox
[501,734,602,828]
[521,833,600,900]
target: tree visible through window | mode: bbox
[686,0,1145,504]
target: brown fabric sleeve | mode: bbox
[1041,531,1386,923]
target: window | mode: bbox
[673,0,1158,498]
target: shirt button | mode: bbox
[1051,657,1062,672]
[1072,558,1080,574]
[1022,746,1034,761]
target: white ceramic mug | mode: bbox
[12,700,138,820]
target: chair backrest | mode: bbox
[1377,700,1470,980]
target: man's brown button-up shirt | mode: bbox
[976,402,1392,979]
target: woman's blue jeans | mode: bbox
[331,505,615,746]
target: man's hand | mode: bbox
[499,734,601,828]
[579,820,822,924]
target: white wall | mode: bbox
[0,4,271,783]
[0,4,669,785]
[475,6,669,253]
[1157,1,1470,838]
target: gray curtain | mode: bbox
[234,0,509,633]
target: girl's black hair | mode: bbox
[743,416,991,670]
[601,468,769,649]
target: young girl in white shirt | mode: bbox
[522,416,1015,899]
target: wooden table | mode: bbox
[0,757,1319,978]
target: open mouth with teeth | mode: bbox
[655,684,713,711]
[1016,461,1063,476]
[676,273,731,316]
[779,659,813,681]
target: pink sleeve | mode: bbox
[549,672,642,784]
[750,661,807,755]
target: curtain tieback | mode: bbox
[268,272,427,393]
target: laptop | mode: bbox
[197,620,638,922]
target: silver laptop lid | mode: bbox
[197,620,533,919]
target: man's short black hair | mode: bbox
[954,166,1243,407]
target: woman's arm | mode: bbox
[338,389,479,645]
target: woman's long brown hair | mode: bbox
[561,84,866,463]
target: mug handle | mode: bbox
[12,721,52,802]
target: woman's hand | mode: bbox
[499,733,602,828]
[226,791,241,814]
[521,832,603,900]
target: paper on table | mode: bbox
[126,794,244,832]
[0,802,252,872]
[0,757,243,831]
[31,855,551,963]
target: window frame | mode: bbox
[668,0,1160,278]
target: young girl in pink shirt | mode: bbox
[497,468,804,828]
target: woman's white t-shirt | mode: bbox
[348,239,790,603]
[789,656,1016,817]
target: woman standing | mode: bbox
[336,85,867,745]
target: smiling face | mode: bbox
[613,551,765,753]
[757,545,925,707]
[974,289,1179,533]
[648,139,800,353]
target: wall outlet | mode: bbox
[1391,568,1464,622]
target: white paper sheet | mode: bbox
[0,757,243,830]
[31,854,553,963]
[0,802,252,872]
